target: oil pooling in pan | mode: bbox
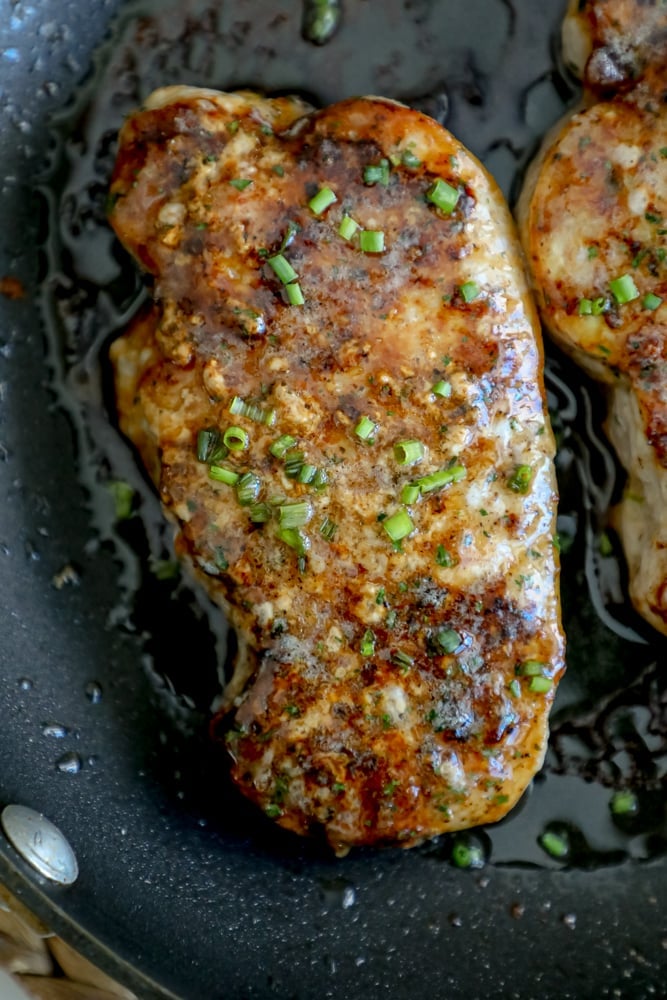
[36,0,667,868]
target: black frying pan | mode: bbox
[1,1,666,997]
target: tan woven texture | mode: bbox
[0,885,136,1000]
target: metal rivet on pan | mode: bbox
[1,804,79,886]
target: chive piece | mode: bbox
[426,178,460,214]
[508,464,532,494]
[609,273,640,304]
[226,120,240,134]
[435,544,454,567]
[355,415,376,440]
[383,509,414,542]
[517,659,546,676]
[248,502,271,523]
[401,483,420,504]
[402,149,421,169]
[643,292,662,311]
[539,830,569,859]
[320,517,338,542]
[338,214,360,240]
[265,804,282,818]
[272,164,285,176]
[270,434,297,459]
[297,463,317,484]
[285,281,305,306]
[311,468,329,490]
[359,230,385,253]
[609,790,639,816]
[236,472,261,506]
[392,650,414,670]
[508,678,521,698]
[278,501,312,529]
[197,427,221,463]
[223,425,249,451]
[432,380,451,397]
[578,298,593,316]
[394,440,425,466]
[591,296,608,315]
[436,628,461,654]
[460,281,479,303]
[268,253,298,285]
[529,676,553,693]
[209,465,240,486]
[228,396,269,423]
[283,449,305,479]
[417,464,466,493]
[451,838,485,870]
[309,186,337,215]
[277,527,308,556]
[109,481,134,521]
[360,629,376,657]
[363,158,390,186]
[229,178,253,191]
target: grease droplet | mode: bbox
[18,677,33,691]
[55,751,82,774]
[42,723,69,739]
[84,681,103,704]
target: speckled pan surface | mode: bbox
[0,2,666,998]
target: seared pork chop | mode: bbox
[519,3,667,635]
[109,87,564,852]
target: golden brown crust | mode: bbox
[110,89,564,852]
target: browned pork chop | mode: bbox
[109,86,565,853]
[519,3,667,637]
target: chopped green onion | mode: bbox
[539,830,569,859]
[226,120,240,134]
[109,480,134,521]
[196,427,221,463]
[270,434,297,458]
[460,281,479,303]
[393,440,425,466]
[338,214,360,240]
[279,220,300,251]
[643,292,662,311]
[268,253,298,285]
[436,628,461,654]
[359,230,385,253]
[297,463,317,484]
[426,178,460,214]
[432,380,452,397]
[360,629,376,657]
[311,468,329,490]
[401,483,420,504]
[285,281,305,306]
[272,164,285,176]
[517,659,547,677]
[209,465,240,486]
[417,464,466,493]
[591,297,608,315]
[278,500,312,528]
[355,415,376,440]
[284,449,305,478]
[508,678,521,698]
[363,158,390,186]
[248,502,272,523]
[308,186,337,215]
[508,464,532,494]
[529,676,553,693]
[229,178,253,191]
[401,149,421,169]
[277,527,309,556]
[382,509,414,542]
[265,804,282,818]
[451,838,485,869]
[609,790,638,816]
[609,273,640,304]
[236,472,261,505]
[223,425,249,451]
[578,298,593,315]
[228,396,274,424]
[320,517,338,541]
[435,544,454,567]
[392,650,414,669]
